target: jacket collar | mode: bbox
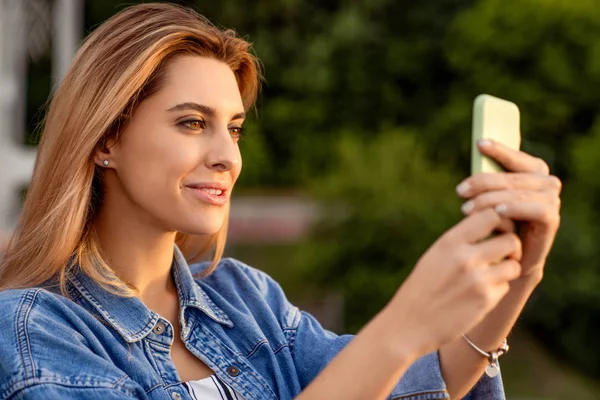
[67,244,232,343]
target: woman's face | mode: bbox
[98,56,245,235]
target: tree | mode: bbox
[297,0,600,379]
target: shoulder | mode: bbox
[190,258,301,330]
[0,288,135,399]
[0,287,40,319]
[0,287,88,336]
[0,287,48,311]
[190,257,285,294]
[0,288,67,341]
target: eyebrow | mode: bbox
[166,102,246,120]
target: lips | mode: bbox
[185,182,230,206]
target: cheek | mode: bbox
[118,130,199,202]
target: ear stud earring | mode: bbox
[103,160,109,166]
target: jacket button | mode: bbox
[153,322,166,335]
[226,365,240,376]
[170,392,181,400]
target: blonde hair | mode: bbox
[0,3,262,295]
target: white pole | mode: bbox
[0,0,37,233]
[0,0,83,234]
[52,0,83,85]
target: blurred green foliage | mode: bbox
[295,131,462,329]
[25,0,600,383]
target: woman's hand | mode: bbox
[456,139,562,281]
[384,208,523,356]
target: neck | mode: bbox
[94,206,177,302]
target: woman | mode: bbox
[0,3,561,400]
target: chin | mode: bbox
[178,216,225,236]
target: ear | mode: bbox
[93,141,115,169]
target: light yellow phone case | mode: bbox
[471,94,521,175]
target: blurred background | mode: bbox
[1,0,600,398]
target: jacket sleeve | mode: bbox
[0,289,147,400]
[462,371,506,400]
[236,260,506,400]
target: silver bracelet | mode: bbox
[461,334,509,378]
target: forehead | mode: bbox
[157,55,244,112]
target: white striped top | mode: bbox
[185,375,246,400]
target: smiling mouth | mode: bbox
[185,183,230,206]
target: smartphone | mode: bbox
[471,94,521,175]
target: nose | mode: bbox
[205,128,241,172]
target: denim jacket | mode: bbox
[0,245,505,399]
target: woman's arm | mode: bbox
[5,383,143,400]
[296,208,521,400]
[294,307,419,400]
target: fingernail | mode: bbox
[495,204,507,215]
[456,182,471,196]
[478,139,492,147]
[461,200,475,215]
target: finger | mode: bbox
[496,202,561,226]
[446,208,502,244]
[486,259,522,283]
[456,173,562,198]
[495,218,515,234]
[473,232,522,262]
[461,190,557,215]
[477,139,550,175]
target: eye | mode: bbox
[229,126,246,141]
[178,119,206,131]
